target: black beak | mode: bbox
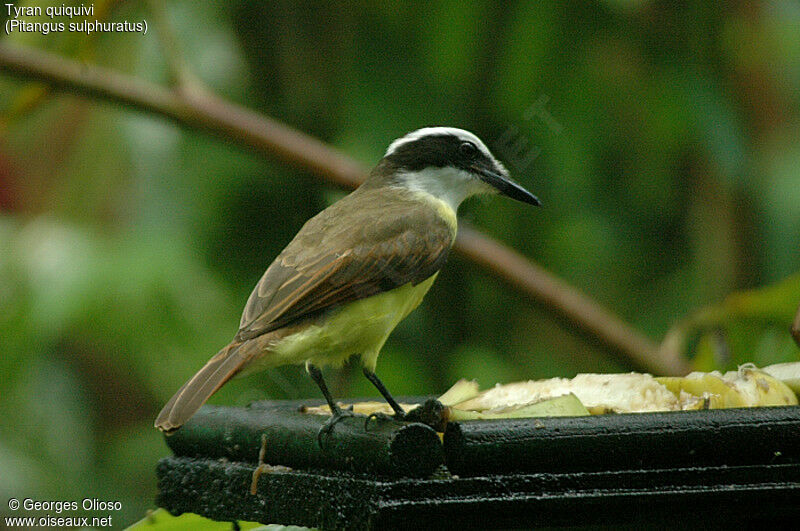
[472,165,541,207]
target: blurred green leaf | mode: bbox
[125,508,281,530]
[661,272,800,371]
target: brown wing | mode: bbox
[234,188,455,342]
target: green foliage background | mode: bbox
[1,0,799,525]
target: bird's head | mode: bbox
[372,127,541,210]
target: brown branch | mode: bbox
[0,42,689,375]
[792,303,800,349]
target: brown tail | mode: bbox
[155,341,249,433]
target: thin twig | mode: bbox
[792,303,800,349]
[0,42,689,375]
[144,0,206,96]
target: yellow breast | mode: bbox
[263,273,438,372]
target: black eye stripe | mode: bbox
[384,134,488,172]
[459,141,478,158]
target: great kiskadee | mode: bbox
[155,127,540,437]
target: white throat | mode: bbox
[395,167,488,211]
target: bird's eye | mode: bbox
[459,141,479,158]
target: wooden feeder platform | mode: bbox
[156,399,800,529]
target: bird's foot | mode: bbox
[317,404,359,448]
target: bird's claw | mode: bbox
[317,406,357,448]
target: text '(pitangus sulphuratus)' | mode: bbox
[155,127,540,438]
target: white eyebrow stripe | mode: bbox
[385,127,493,160]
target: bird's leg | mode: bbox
[307,363,355,446]
[363,368,406,426]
